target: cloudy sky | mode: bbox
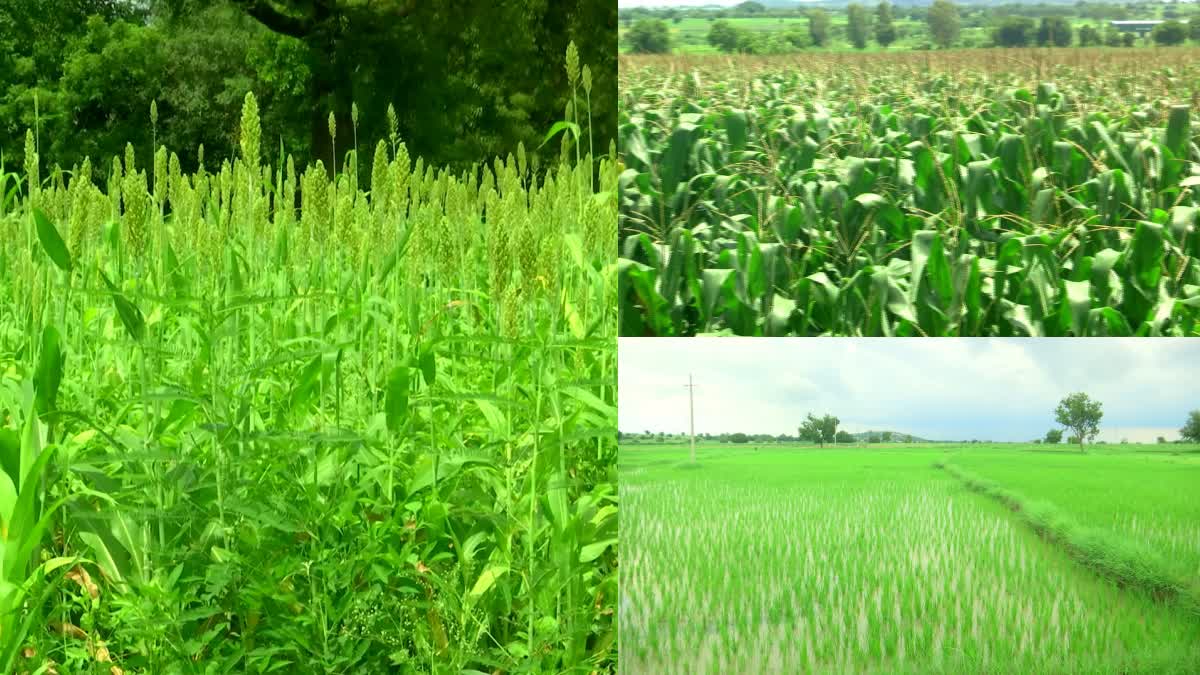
[619,339,1200,442]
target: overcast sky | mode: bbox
[619,339,1200,443]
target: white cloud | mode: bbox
[618,338,1200,442]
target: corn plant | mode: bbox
[0,43,616,674]
[618,56,1200,336]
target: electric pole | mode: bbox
[685,374,697,462]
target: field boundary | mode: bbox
[936,460,1200,618]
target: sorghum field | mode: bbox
[0,81,617,672]
[620,443,1200,673]
[618,49,1200,336]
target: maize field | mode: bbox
[620,444,1200,673]
[618,52,1200,336]
[0,70,618,673]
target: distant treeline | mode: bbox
[621,0,1200,53]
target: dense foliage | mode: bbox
[0,61,617,672]
[618,52,1200,336]
[0,0,616,179]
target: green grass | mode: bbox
[0,55,617,673]
[947,449,1200,579]
[620,443,1200,672]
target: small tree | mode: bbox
[994,16,1035,47]
[847,3,872,49]
[1181,410,1200,442]
[875,1,897,47]
[835,430,854,444]
[1037,16,1072,47]
[1191,19,1200,44]
[1153,20,1188,46]
[1044,428,1063,445]
[1078,24,1100,46]
[927,0,961,49]
[808,9,831,47]
[1054,392,1103,452]
[626,19,672,54]
[707,19,742,53]
[730,432,749,444]
[799,413,839,448]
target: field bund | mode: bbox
[619,444,1200,674]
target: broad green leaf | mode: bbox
[580,538,617,563]
[32,208,71,273]
[469,565,508,597]
[384,364,410,433]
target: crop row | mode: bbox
[618,65,1200,336]
[621,474,1199,672]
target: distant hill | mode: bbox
[847,431,934,443]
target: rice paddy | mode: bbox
[619,443,1200,673]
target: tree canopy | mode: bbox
[1054,393,1103,452]
[1,0,615,180]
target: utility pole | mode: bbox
[685,374,697,462]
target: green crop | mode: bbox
[0,49,617,673]
[621,443,1200,673]
[617,57,1200,336]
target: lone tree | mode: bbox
[926,0,960,49]
[875,1,896,48]
[799,413,839,448]
[1181,410,1200,443]
[708,19,742,53]
[1044,428,1063,445]
[627,19,672,54]
[1153,20,1188,46]
[808,9,831,47]
[847,3,872,49]
[1054,393,1103,452]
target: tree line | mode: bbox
[619,398,1200,449]
[623,0,1200,54]
[1,0,615,181]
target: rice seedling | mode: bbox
[620,443,1200,673]
[0,44,617,674]
[617,51,1200,336]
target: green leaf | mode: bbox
[419,348,436,387]
[33,325,63,417]
[1125,221,1163,294]
[579,538,617,563]
[98,269,145,343]
[469,565,508,597]
[384,364,410,433]
[537,121,581,150]
[32,208,71,273]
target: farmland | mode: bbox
[620,443,1200,673]
[0,83,617,673]
[618,50,1200,336]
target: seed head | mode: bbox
[583,65,592,96]
[328,112,337,142]
[240,92,261,169]
[565,41,580,88]
[387,103,399,145]
[150,100,158,127]
[352,102,359,129]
